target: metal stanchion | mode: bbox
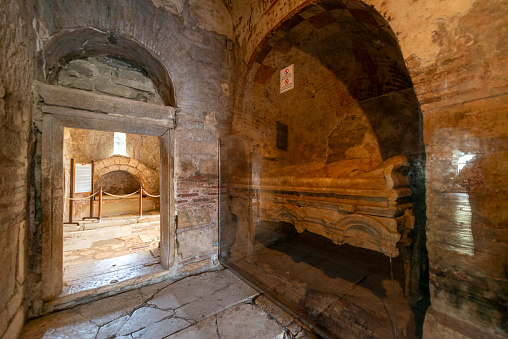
[98,187,103,222]
[89,160,95,218]
[139,185,143,218]
[69,158,75,224]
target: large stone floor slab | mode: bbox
[22,269,317,339]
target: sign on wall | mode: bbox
[280,64,294,94]
[74,163,92,193]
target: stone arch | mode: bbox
[42,28,175,106]
[94,156,159,194]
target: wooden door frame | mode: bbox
[38,83,176,300]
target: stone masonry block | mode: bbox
[95,169,106,177]
[103,158,115,167]
[39,84,175,121]
[137,163,148,172]
[127,167,139,175]
[95,81,139,99]
[177,226,217,259]
[118,157,130,165]
[128,159,139,168]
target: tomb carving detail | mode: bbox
[230,156,414,258]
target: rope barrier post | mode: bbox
[89,160,95,218]
[69,158,75,223]
[98,187,103,223]
[139,185,143,218]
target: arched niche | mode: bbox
[228,0,428,336]
[42,28,176,107]
[95,170,142,195]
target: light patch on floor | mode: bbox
[62,250,164,297]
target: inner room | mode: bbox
[62,127,162,296]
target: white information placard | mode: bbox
[74,163,92,194]
[280,64,294,94]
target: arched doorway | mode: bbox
[39,30,176,302]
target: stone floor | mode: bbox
[22,269,317,339]
[227,227,414,338]
[63,211,161,266]
[62,211,164,297]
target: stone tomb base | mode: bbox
[226,228,416,339]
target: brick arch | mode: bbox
[94,155,159,193]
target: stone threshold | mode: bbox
[43,266,172,315]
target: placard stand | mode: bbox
[65,158,80,225]
[82,160,98,221]
[65,158,95,225]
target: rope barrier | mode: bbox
[63,191,99,200]
[142,188,161,198]
[102,189,140,198]
[65,188,160,200]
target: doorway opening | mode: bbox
[39,32,177,304]
[62,127,163,296]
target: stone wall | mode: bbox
[233,3,422,171]
[0,0,35,338]
[94,156,160,194]
[64,129,160,170]
[229,0,508,337]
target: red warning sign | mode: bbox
[280,64,294,94]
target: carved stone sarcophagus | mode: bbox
[230,156,414,258]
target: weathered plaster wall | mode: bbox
[0,0,35,338]
[230,0,508,337]
[29,0,233,317]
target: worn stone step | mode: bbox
[64,215,160,232]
